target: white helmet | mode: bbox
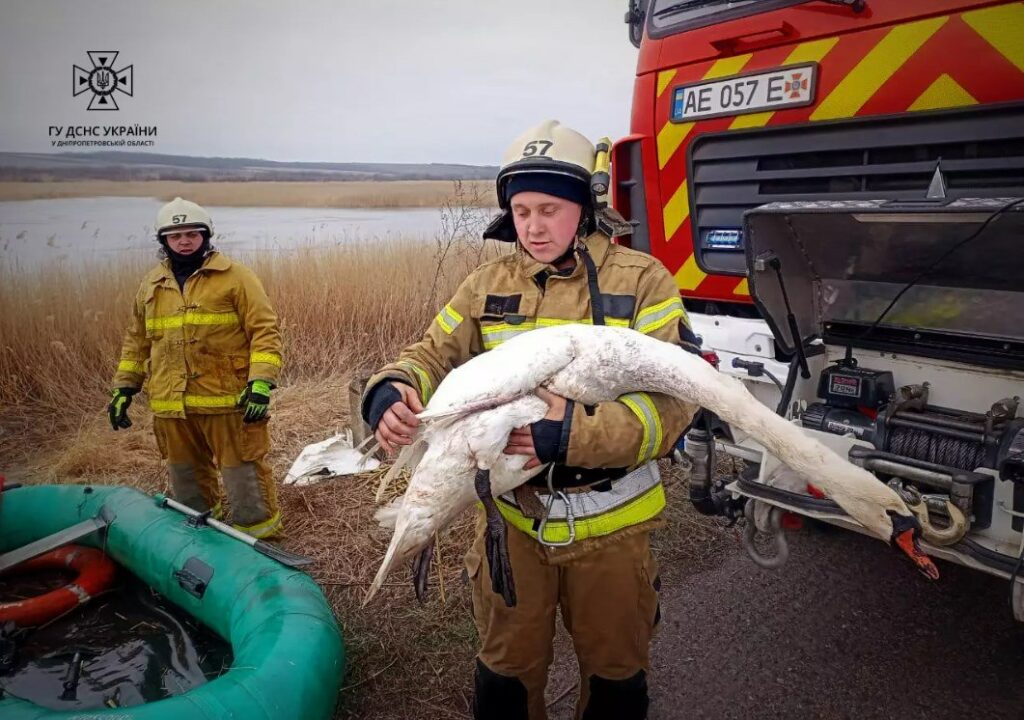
[156,197,213,237]
[494,120,596,210]
[485,120,606,242]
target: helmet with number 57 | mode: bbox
[484,120,600,242]
[155,197,214,239]
[494,120,596,210]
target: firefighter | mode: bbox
[362,121,700,720]
[109,198,284,539]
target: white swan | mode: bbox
[364,324,939,605]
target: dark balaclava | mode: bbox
[160,229,211,291]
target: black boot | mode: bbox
[473,659,529,720]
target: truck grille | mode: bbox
[688,103,1024,276]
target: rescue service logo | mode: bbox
[73,51,133,111]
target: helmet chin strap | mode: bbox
[556,208,593,264]
[552,242,577,268]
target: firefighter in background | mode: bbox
[109,198,284,539]
[362,121,700,720]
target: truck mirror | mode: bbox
[625,0,646,48]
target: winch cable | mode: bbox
[886,426,987,471]
[859,197,1024,342]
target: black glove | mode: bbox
[238,380,272,423]
[108,387,138,430]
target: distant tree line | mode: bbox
[0,151,499,182]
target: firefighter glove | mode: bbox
[239,379,272,423]
[108,388,137,430]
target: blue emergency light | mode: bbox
[703,228,743,250]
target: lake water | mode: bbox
[0,197,464,270]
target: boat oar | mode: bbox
[0,507,114,574]
[153,494,313,568]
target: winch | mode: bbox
[794,355,1024,529]
[800,356,1024,477]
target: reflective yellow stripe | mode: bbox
[233,511,283,540]
[536,317,630,328]
[481,321,537,349]
[657,54,752,168]
[963,3,1024,73]
[733,278,750,296]
[434,303,464,335]
[117,359,145,374]
[495,483,666,544]
[481,317,630,350]
[729,37,840,130]
[811,16,947,121]
[397,361,434,404]
[634,297,685,335]
[662,179,689,242]
[656,69,677,97]
[146,311,240,331]
[250,351,282,367]
[674,254,707,292]
[619,392,664,463]
[150,399,184,413]
[188,395,241,408]
[149,394,240,413]
[908,74,977,112]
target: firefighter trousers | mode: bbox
[466,511,661,720]
[152,413,282,539]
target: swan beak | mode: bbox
[889,511,940,580]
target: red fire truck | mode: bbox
[614,0,1023,403]
[613,0,1024,610]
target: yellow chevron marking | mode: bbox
[963,3,1024,73]
[657,54,752,169]
[909,73,977,111]
[662,180,689,241]
[729,37,841,129]
[727,110,775,131]
[674,254,707,291]
[811,16,948,121]
[733,278,750,296]
[657,69,677,97]
[657,121,695,171]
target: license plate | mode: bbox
[671,63,818,123]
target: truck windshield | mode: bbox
[650,0,804,34]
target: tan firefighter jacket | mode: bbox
[111,252,283,419]
[365,231,699,472]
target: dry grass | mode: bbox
[0,194,730,718]
[0,180,498,208]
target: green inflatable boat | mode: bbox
[0,484,345,719]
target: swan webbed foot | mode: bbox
[411,542,435,604]
[888,510,940,580]
[475,468,517,607]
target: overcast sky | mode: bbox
[0,0,640,165]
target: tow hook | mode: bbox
[899,485,969,546]
[742,499,790,569]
